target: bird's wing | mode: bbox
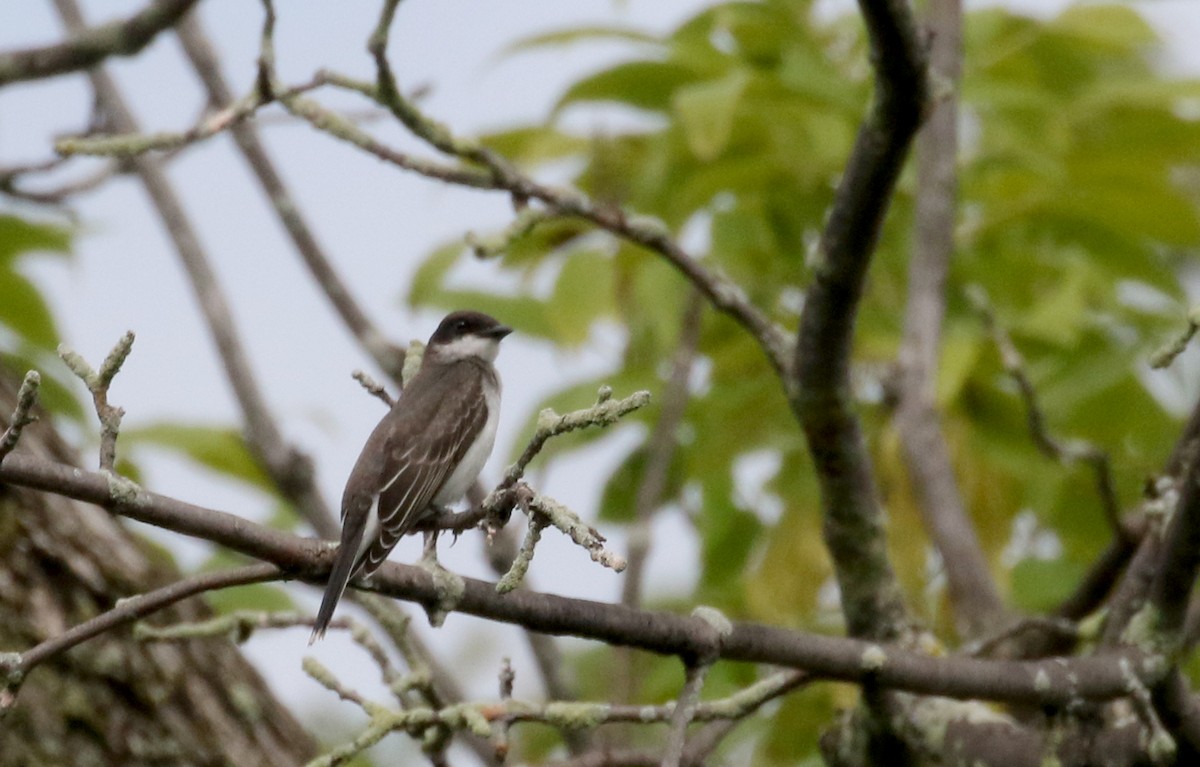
[359,363,490,575]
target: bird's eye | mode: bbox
[455,320,468,331]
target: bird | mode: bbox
[309,310,511,643]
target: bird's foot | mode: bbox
[418,531,463,628]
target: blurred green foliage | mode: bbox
[409,0,1200,760]
[0,212,86,422]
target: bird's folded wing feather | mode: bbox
[359,364,489,575]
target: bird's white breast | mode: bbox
[434,378,501,505]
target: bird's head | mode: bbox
[426,310,512,363]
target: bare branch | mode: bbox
[894,0,1004,639]
[52,0,338,538]
[500,387,651,489]
[0,450,1172,706]
[791,0,928,642]
[59,332,134,471]
[0,371,40,462]
[662,660,711,767]
[348,3,794,377]
[0,562,282,711]
[192,12,415,379]
[1150,306,1200,370]
[281,90,496,187]
[0,0,200,87]
[622,293,701,611]
[970,286,1126,538]
[352,369,396,407]
[135,610,349,642]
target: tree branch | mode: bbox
[0,452,1169,707]
[58,332,134,471]
[173,12,407,382]
[0,371,40,462]
[0,562,282,710]
[791,0,928,642]
[894,0,1004,639]
[971,287,1126,538]
[52,0,338,539]
[0,0,200,87]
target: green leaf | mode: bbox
[0,267,61,350]
[1051,4,1156,51]
[597,440,685,523]
[408,241,465,307]
[124,422,274,493]
[546,250,615,345]
[0,214,70,265]
[555,61,702,114]
[672,69,751,160]
[1010,557,1087,612]
[478,126,591,167]
[205,582,297,614]
[500,25,659,57]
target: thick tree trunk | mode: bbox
[0,367,315,766]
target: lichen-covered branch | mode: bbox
[1150,306,1200,370]
[0,370,40,462]
[53,0,338,539]
[500,386,651,489]
[791,0,928,642]
[0,562,282,711]
[59,332,134,471]
[0,0,200,87]
[0,451,1171,707]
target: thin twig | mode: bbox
[969,286,1126,538]
[58,331,134,471]
[0,0,199,86]
[502,387,651,489]
[425,387,650,544]
[52,0,338,539]
[962,616,1080,658]
[352,369,395,407]
[0,371,40,462]
[0,563,283,711]
[661,661,711,767]
[494,658,516,763]
[623,295,701,612]
[1150,306,1200,370]
[55,76,327,158]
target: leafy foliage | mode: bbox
[411,0,1200,761]
[0,212,86,421]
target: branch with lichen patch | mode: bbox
[502,386,651,489]
[304,656,810,767]
[59,331,134,471]
[0,370,40,462]
[0,562,282,713]
[1150,306,1200,370]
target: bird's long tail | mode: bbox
[309,544,361,644]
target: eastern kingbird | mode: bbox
[310,310,511,643]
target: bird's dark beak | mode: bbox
[485,325,513,340]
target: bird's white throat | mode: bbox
[434,334,502,363]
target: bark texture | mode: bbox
[0,366,315,767]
